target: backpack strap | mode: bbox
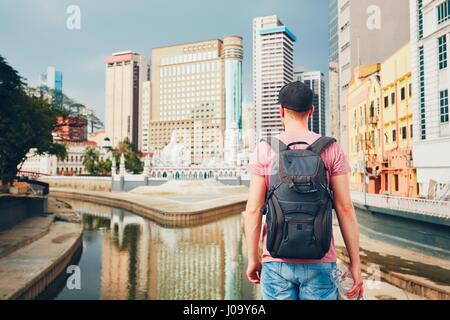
[261,137,289,153]
[307,137,336,155]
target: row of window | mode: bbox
[438,35,447,70]
[437,0,450,24]
[160,50,218,66]
[387,124,414,144]
[384,84,412,108]
[440,89,449,123]
[160,61,221,77]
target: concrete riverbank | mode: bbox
[0,198,83,300]
[50,181,248,227]
[333,223,450,300]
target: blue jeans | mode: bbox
[261,262,338,300]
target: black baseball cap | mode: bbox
[278,81,313,113]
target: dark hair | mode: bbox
[278,81,313,113]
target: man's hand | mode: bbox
[246,259,262,284]
[347,262,364,300]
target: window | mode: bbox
[419,46,426,139]
[440,89,449,123]
[419,0,424,39]
[394,175,399,192]
[409,83,412,97]
[439,35,448,70]
[384,96,389,108]
[391,92,395,105]
[402,126,407,139]
[392,129,397,142]
[410,124,414,138]
[401,87,406,100]
[437,0,450,24]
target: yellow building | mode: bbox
[346,43,417,197]
[380,43,417,197]
[346,64,382,193]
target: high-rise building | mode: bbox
[223,36,244,165]
[149,37,243,165]
[328,0,340,140]
[337,0,410,153]
[39,66,63,106]
[253,15,296,139]
[294,67,326,136]
[242,101,256,150]
[104,51,150,149]
[410,0,450,200]
[141,81,152,153]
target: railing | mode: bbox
[351,191,450,219]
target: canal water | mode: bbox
[53,199,260,300]
[49,199,449,300]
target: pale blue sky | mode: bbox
[0,0,328,122]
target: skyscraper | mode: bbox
[148,37,243,165]
[294,67,326,136]
[104,51,150,148]
[337,0,410,153]
[39,66,63,106]
[223,36,244,165]
[141,81,152,153]
[253,15,296,139]
[328,0,340,140]
[410,0,450,199]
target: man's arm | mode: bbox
[331,173,364,299]
[244,174,266,284]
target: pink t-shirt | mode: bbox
[248,131,351,264]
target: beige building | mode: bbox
[105,51,150,149]
[149,37,242,165]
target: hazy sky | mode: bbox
[0,0,328,122]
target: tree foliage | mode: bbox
[112,138,143,174]
[82,147,111,175]
[0,55,67,191]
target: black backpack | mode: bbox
[262,136,336,260]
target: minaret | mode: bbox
[119,153,126,176]
[223,36,243,166]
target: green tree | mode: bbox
[112,138,143,174]
[82,147,100,175]
[0,55,67,192]
[82,147,111,176]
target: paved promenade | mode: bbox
[50,180,249,226]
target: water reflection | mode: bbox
[54,200,260,300]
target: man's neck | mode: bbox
[284,121,310,133]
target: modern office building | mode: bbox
[294,67,326,136]
[337,0,410,153]
[253,15,296,139]
[242,101,256,150]
[410,0,450,200]
[223,36,244,165]
[141,81,152,153]
[149,37,243,165]
[104,51,150,149]
[39,66,63,106]
[329,0,340,140]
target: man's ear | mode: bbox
[280,106,285,119]
[309,106,315,118]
